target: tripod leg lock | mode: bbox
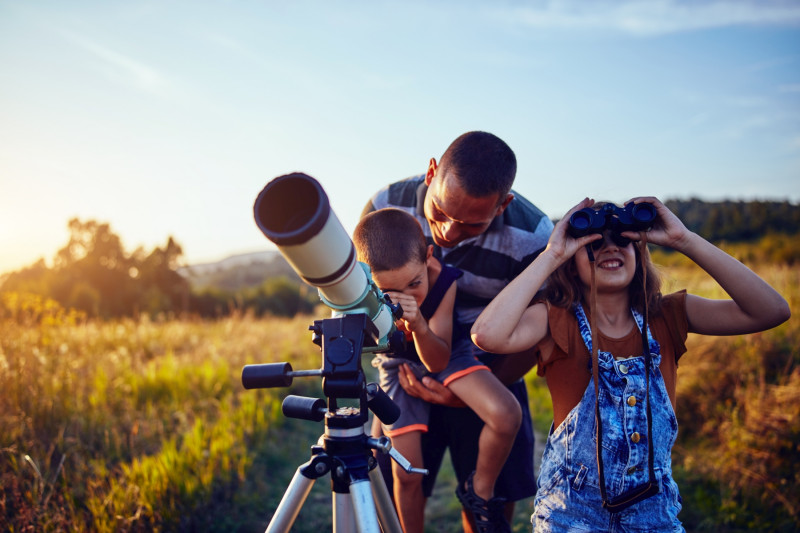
[298,454,332,480]
[367,436,429,476]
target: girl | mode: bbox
[470,197,790,531]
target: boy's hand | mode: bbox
[385,292,425,333]
[398,363,466,407]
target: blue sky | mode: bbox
[1,1,799,275]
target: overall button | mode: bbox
[630,432,641,443]
[619,364,629,374]
[627,395,637,407]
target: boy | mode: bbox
[354,208,522,533]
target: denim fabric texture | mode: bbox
[532,304,684,532]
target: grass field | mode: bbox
[1,260,797,532]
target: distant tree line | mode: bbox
[664,198,800,242]
[0,219,317,319]
[2,199,798,320]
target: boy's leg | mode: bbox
[426,382,536,531]
[447,369,522,501]
[389,431,426,533]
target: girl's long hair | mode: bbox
[542,240,663,316]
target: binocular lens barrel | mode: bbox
[568,211,593,232]
[567,201,656,238]
[254,173,368,308]
[631,203,656,224]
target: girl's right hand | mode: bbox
[544,197,603,265]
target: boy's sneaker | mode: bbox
[455,471,512,533]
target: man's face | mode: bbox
[423,167,507,248]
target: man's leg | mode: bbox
[390,432,426,533]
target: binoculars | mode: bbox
[567,202,657,243]
[567,202,657,246]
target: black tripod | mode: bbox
[242,314,426,533]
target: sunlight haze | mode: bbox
[1,0,798,275]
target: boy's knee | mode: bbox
[503,400,523,435]
[487,395,522,437]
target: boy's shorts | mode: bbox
[372,352,489,436]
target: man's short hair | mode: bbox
[438,131,517,200]
[354,208,428,272]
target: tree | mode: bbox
[1,219,190,318]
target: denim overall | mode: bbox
[532,303,684,532]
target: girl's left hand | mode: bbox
[622,196,691,250]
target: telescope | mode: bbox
[253,172,398,349]
[245,172,403,400]
[242,174,416,533]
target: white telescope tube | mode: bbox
[254,173,394,344]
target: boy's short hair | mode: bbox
[354,208,428,272]
[439,131,517,200]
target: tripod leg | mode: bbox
[349,480,382,533]
[369,465,403,533]
[333,491,358,533]
[266,467,316,533]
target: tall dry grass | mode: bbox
[663,260,798,532]
[0,296,326,531]
[1,253,797,532]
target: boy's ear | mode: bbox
[426,244,434,261]
[425,158,438,186]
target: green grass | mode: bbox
[1,258,797,531]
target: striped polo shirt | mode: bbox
[363,174,554,328]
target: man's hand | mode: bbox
[397,363,465,407]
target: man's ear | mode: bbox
[424,158,438,186]
[496,193,514,215]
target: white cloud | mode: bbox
[58,29,168,94]
[503,0,800,36]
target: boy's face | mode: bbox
[371,258,430,307]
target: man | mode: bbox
[362,131,553,532]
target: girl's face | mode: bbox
[575,231,637,293]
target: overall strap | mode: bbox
[581,234,658,512]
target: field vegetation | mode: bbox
[3,254,796,531]
[1,217,798,531]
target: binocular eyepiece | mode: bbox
[568,202,656,239]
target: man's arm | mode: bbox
[485,347,538,385]
[397,363,466,407]
[397,345,538,406]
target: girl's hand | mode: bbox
[545,197,604,264]
[622,196,691,250]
